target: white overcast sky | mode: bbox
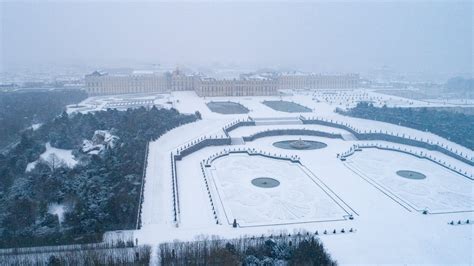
[0,1,472,75]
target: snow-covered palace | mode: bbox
[85,69,360,96]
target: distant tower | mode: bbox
[172,66,182,76]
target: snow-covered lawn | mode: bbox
[26,142,77,172]
[346,148,473,213]
[209,154,349,226]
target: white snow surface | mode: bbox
[346,148,473,213]
[209,154,349,226]
[47,203,67,224]
[30,123,43,131]
[91,90,472,264]
[26,143,78,172]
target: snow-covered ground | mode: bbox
[30,123,43,131]
[209,154,350,227]
[47,203,67,224]
[83,90,472,264]
[346,148,473,213]
[26,142,77,172]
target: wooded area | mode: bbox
[0,100,197,248]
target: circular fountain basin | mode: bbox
[251,177,281,188]
[396,170,426,180]
[273,140,327,150]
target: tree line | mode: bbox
[0,89,87,150]
[159,233,336,265]
[339,102,474,150]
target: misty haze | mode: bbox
[0,1,473,265]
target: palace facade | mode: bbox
[196,78,278,97]
[85,69,360,96]
[278,73,360,90]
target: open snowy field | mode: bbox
[209,154,350,226]
[84,90,473,264]
[346,148,473,213]
[26,142,77,172]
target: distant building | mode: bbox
[85,69,199,95]
[85,68,360,96]
[278,73,360,90]
[85,71,165,95]
[196,78,278,97]
[170,68,200,91]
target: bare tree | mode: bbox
[46,154,66,171]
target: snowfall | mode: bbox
[71,89,473,264]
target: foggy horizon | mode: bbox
[1,1,473,77]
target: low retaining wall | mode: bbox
[200,162,220,225]
[204,148,301,166]
[223,119,256,137]
[243,129,342,142]
[136,142,149,229]
[171,153,179,223]
[340,143,473,180]
[175,138,232,160]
